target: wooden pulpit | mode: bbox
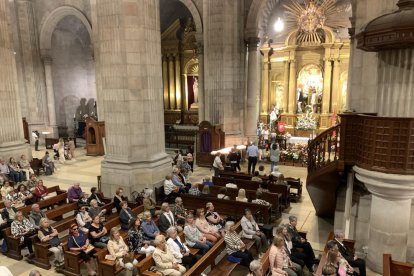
[85,117,105,156]
[196,121,225,167]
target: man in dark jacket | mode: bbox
[334,230,366,276]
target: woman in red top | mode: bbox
[33,180,48,201]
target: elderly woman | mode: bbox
[6,189,24,208]
[183,214,212,255]
[107,228,137,276]
[247,259,264,276]
[172,197,186,225]
[236,189,248,202]
[205,202,225,229]
[119,201,135,230]
[195,208,220,243]
[143,189,160,217]
[141,211,160,242]
[11,211,35,258]
[68,223,96,275]
[212,152,223,177]
[188,183,200,196]
[1,180,13,198]
[76,205,92,233]
[19,155,34,181]
[224,221,253,267]
[38,218,64,267]
[9,157,25,183]
[113,188,127,213]
[17,184,35,205]
[127,218,155,256]
[241,209,267,254]
[166,227,197,268]
[159,202,181,233]
[88,199,107,219]
[269,236,303,276]
[88,215,108,248]
[152,235,186,276]
[33,180,48,201]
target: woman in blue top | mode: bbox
[119,201,135,230]
[68,223,96,275]
[140,211,160,243]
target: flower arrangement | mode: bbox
[280,143,308,163]
[296,108,317,131]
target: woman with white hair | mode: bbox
[38,218,64,267]
[141,211,160,242]
[159,202,182,232]
[236,189,248,202]
[247,259,263,276]
[241,209,267,255]
[166,227,197,268]
[107,228,137,276]
[224,221,253,267]
[152,235,186,276]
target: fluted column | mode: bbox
[162,56,169,109]
[331,59,341,113]
[0,0,30,158]
[283,60,290,112]
[288,59,297,113]
[261,61,269,115]
[97,0,170,196]
[175,53,181,110]
[168,54,176,109]
[246,37,260,139]
[354,166,414,273]
[196,41,205,121]
[322,58,332,113]
[41,55,58,136]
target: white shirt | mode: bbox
[166,236,189,263]
[246,145,259,157]
[213,156,223,169]
[262,129,269,140]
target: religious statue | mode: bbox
[297,88,304,113]
[193,77,199,103]
[269,105,279,130]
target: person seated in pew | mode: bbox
[9,157,26,183]
[270,166,282,178]
[119,201,135,230]
[224,220,253,267]
[17,184,35,206]
[178,168,191,191]
[6,189,24,208]
[217,187,230,200]
[166,226,197,269]
[38,218,64,268]
[107,228,138,276]
[1,200,18,226]
[252,191,271,206]
[326,247,354,276]
[236,189,249,202]
[76,205,92,233]
[267,174,277,185]
[159,202,182,233]
[322,264,337,276]
[88,215,108,248]
[29,203,47,230]
[18,154,34,181]
[172,197,186,225]
[165,174,182,201]
[171,169,187,192]
[251,171,263,182]
[68,223,97,276]
[276,174,288,186]
[127,217,155,256]
[248,259,264,276]
[0,159,19,183]
[11,211,35,259]
[78,192,90,206]
[200,185,213,198]
[269,235,303,276]
[195,208,220,243]
[41,152,55,175]
[183,214,213,255]
[113,188,128,213]
[334,230,366,276]
[32,180,49,201]
[275,225,305,270]
[205,202,225,230]
[88,199,107,220]
[257,182,270,194]
[179,157,191,178]
[153,234,187,276]
[143,189,160,217]
[188,183,201,196]
[258,165,267,177]
[88,187,105,207]
[26,174,38,192]
[141,211,160,243]
[241,209,267,256]
[1,180,14,199]
[68,183,83,203]
[287,216,317,269]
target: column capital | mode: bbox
[354,165,414,200]
[247,37,260,52]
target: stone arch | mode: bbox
[246,0,279,39]
[39,6,92,51]
[177,0,203,34]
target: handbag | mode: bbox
[72,236,95,254]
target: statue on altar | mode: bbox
[269,104,279,131]
[193,77,199,103]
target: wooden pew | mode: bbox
[213,176,290,209]
[383,254,414,276]
[261,246,271,275]
[180,193,271,224]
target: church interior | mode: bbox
[0,0,413,275]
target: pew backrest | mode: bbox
[383,254,414,276]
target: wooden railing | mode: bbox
[307,124,341,175]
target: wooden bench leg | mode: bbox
[33,245,52,269]
[5,237,23,260]
[63,253,82,276]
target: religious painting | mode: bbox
[297,64,323,113]
[187,76,198,110]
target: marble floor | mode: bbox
[1,146,381,275]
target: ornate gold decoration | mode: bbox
[188,63,199,75]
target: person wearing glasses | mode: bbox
[68,224,97,276]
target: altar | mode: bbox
[287,136,311,145]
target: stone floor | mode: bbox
[1,145,381,275]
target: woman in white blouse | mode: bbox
[241,209,267,255]
[166,227,197,268]
[107,228,137,276]
[76,205,92,233]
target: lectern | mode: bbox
[85,117,105,156]
[196,121,225,167]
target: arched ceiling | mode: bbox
[160,0,193,33]
[54,15,91,47]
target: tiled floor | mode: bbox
[1,146,381,275]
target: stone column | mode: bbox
[288,59,297,113]
[246,37,260,140]
[196,41,205,122]
[322,58,332,113]
[162,56,169,109]
[261,61,269,115]
[175,53,181,110]
[97,0,171,196]
[283,60,290,112]
[331,59,341,113]
[354,166,414,273]
[41,55,58,136]
[0,0,30,158]
[168,54,176,109]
